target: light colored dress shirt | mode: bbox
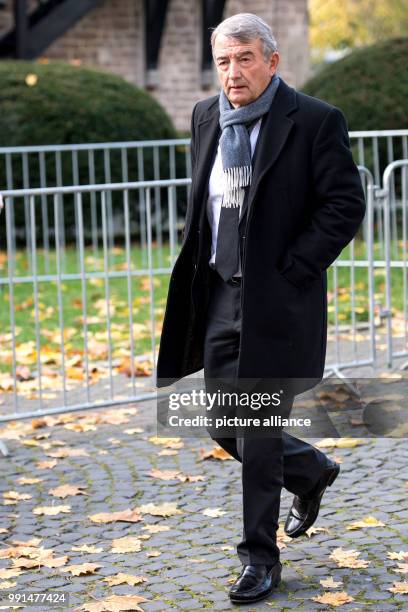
[207,118,262,277]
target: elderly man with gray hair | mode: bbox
[157,12,365,604]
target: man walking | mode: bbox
[156,13,365,604]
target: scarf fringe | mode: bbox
[222,165,252,208]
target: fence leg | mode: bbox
[0,441,10,456]
[325,366,362,399]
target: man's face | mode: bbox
[213,34,280,108]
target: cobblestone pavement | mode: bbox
[1,376,408,612]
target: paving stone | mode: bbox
[1,382,406,609]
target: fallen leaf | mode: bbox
[148,436,183,449]
[312,591,355,606]
[48,484,88,498]
[0,580,17,589]
[41,556,69,568]
[103,573,147,586]
[35,459,57,469]
[141,524,170,533]
[199,446,233,460]
[203,507,226,518]
[3,491,32,502]
[89,508,142,524]
[71,545,103,554]
[33,505,71,516]
[387,581,408,594]
[320,576,344,588]
[46,448,89,458]
[64,423,97,432]
[17,477,41,485]
[61,562,101,576]
[137,502,182,517]
[147,469,181,481]
[0,569,23,580]
[81,594,148,612]
[388,551,408,561]
[329,547,370,568]
[111,536,142,554]
[315,438,365,449]
[124,428,144,435]
[346,516,386,530]
[305,526,330,537]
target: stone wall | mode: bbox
[0,0,310,131]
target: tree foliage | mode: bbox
[310,0,408,50]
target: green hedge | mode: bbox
[0,61,187,245]
[302,37,408,131]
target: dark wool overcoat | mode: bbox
[155,78,366,394]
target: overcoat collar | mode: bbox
[192,78,298,227]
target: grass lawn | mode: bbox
[0,238,406,375]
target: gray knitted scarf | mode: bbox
[218,73,280,208]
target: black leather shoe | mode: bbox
[284,459,340,538]
[229,561,282,604]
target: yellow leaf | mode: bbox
[103,573,147,586]
[199,446,233,460]
[3,491,32,502]
[346,516,386,530]
[48,484,88,498]
[147,469,181,481]
[203,507,226,518]
[25,73,38,87]
[33,505,71,516]
[81,594,148,612]
[17,477,41,485]
[148,435,183,449]
[0,569,23,580]
[71,545,103,553]
[61,562,101,576]
[312,591,355,607]
[111,536,142,554]
[137,502,182,517]
[141,524,170,533]
[387,551,408,561]
[35,459,57,469]
[0,580,17,590]
[89,508,142,524]
[320,576,343,588]
[329,547,370,568]
[387,581,408,594]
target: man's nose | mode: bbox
[228,60,241,80]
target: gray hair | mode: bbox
[211,13,278,60]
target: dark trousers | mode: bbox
[203,268,329,566]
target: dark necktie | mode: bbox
[214,122,257,282]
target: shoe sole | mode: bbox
[229,575,281,604]
[285,464,340,538]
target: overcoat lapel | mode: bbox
[239,80,298,226]
[191,104,221,225]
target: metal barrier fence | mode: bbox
[1,158,407,431]
[324,166,376,379]
[0,139,191,271]
[375,160,408,369]
[0,130,407,261]
[0,179,189,426]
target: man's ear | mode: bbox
[269,51,280,74]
